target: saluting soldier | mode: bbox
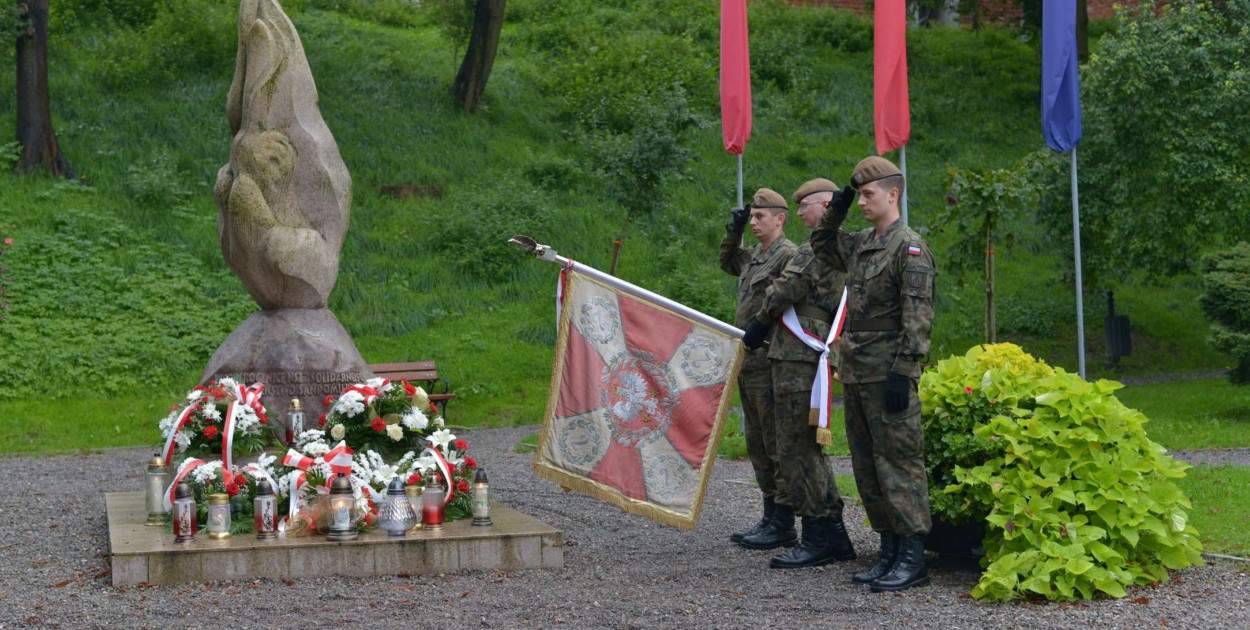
[740,179,854,568]
[719,188,798,548]
[810,157,936,592]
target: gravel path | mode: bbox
[1,426,1246,630]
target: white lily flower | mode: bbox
[428,428,455,451]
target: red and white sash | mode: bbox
[778,287,849,445]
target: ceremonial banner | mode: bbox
[536,266,745,529]
[1042,0,1082,153]
[719,0,752,155]
[873,0,910,155]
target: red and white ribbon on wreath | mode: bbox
[343,384,381,407]
[222,381,265,470]
[280,449,316,528]
[423,446,454,505]
[325,441,355,477]
[160,404,199,468]
[779,286,849,439]
[163,458,206,511]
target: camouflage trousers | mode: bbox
[738,368,785,504]
[843,379,932,536]
[772,363,844,518]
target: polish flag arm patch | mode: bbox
[907,246,922,256]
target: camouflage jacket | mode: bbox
[755,239,846,366]
[810,216,935,384]
[719,228,797,373]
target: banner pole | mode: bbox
[511,237,744,339]
[900,142,909,225]
[1072,147,1086,379]
[736,153,744,209]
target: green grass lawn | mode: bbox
[1115,378,1250,450]
[1176,465,1250,557]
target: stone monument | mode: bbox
[203,0,370,429]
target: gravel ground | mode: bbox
[1,426,1246,630]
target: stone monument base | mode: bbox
[202,308,372,427]
[106,492,564,587]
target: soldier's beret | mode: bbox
[792,178,838,203]
[751,188,789,211]
[849,156,904,190]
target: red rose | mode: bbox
[234,475,248,487]
[456,480,471,495]
[226,482,240,496]
[465,457,477,469]
[318,413,327,427]
[454,439,468,451]
[203,425,220,439]
[371,418,386,433]
[403,381,416,396]
[407,473,420,485]
[323,394,335,407]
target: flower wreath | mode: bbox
[158,377,281,468]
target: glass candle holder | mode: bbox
[207,493,231,539]
[405,484,424,532]
[144,455,169,527]
[286,398,305,444]
[326,473,358,542]
[254,479,277,540]
[173,482,197,543]
[378,477,418,537]
[471,468,492,527]
[421,484,445,531]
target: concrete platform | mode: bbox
[106,492,563,587]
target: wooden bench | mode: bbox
[368,361,456,418]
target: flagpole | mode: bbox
[736,154,744,209]
[510,237,744,339]
[1071,147,1086,379]
[900,143,909,225]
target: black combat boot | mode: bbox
[739,504,797,550]
[852,531,898,584]
[869,534,930,592]
[730,496,776,544]
[769,516,856,568]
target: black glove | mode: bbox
[742,321,770,350]
[730,204,751,232]
[827,185,855,223]
[885,371,911,414]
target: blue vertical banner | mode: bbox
[1042,0,1082,152]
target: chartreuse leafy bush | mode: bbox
[920,344,1204,601]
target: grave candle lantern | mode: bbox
[144,455,169,527]
[378,477,418,537]
[254,479,277,539]
[173,482,197,543]
[207,492,232,539]
[421,474,445,531]
[285,398,305,444]
[326,473,358,542]
[471,468,492,527]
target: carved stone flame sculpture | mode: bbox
[203,0,370,428]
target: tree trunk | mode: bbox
[451,0,506,113]
[14,0,73,177]
[1076,0,1090,63]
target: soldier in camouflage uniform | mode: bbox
[739,179,855,568]
[810,157,935,592]
[719,188,798,548]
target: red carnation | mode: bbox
[429,404,439,415]
[226,482,240,496]
[464,457,477,469]
[364,512,374,526]
[454,439,468,451]
[323,394,335,407]
[407,473,420,485]
[371,418,387,433]
[403,381,416,396]
[203,425,220,440]
[456,480,471,495]
[318,413,327,427]
[234,475,248,486]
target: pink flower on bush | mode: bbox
[965,386,974,394]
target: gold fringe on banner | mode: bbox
[815,427,833,447]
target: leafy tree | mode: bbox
[936,157,1039,342]
[1038,0,1250,280]
[13,0,73,177]
[1199,243,1250,384]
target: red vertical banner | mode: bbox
[874,0,910,155]
[719,0,751,155]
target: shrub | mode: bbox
[921,344,1204,601]
[1199,242,1250,384]
[429,179,554,282]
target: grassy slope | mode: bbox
[0,1,1235,454]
